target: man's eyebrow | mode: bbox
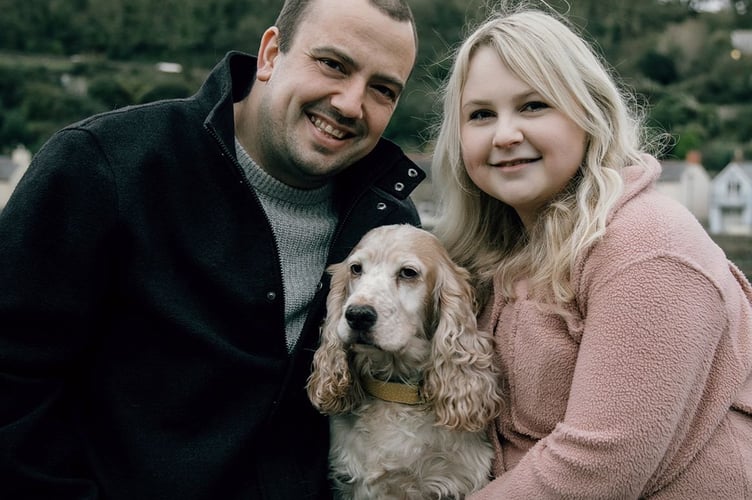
[311,46,406,94]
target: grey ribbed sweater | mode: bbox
[235,139,337,351]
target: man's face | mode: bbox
[239,0,416,189]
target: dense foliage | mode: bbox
[1,0,752,171]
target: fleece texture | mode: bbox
[472,155,752,499]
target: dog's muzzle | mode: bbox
[345,304,377,344]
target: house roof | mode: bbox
[721,161,752,180]
[740,162,752,180]
[0,156,18,181]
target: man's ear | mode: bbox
[256,27,281,82]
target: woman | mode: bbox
[432,6,752,498]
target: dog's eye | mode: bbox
[350,263,363,276]
[399,267,419,279]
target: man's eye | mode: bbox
[373,85,397,101]
[320,58,344,73]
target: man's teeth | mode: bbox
[310,116,346,139]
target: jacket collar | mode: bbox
[199,51,256,156]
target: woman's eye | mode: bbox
[469,109,494,121]
[399,267,419,279]
[521,101,549,112]
[350,263,362,276]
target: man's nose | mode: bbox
[330,79,365,120]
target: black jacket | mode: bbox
[0,51,424,500]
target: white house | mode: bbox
[0,145,32,213]
[708,159,752,235]
[656,151,711,224]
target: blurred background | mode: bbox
[0,0,749,272]
[1,0,751,161]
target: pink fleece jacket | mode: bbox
[471,155,752,499]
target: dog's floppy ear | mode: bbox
[422,256,499,432]
[306,261,364,414]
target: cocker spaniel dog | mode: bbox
[306,224,499,500]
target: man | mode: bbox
[0,0,423,498]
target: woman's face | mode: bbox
[460,45,587,229]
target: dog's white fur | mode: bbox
[307,224,500,500]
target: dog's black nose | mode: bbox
[345,304,377,331]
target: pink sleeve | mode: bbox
[470,255,727,499]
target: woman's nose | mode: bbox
[491,116,523,148]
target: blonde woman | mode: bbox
[432,6,752,499]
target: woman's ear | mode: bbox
[256,27,281,82]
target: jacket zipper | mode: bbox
[206,125,287,329]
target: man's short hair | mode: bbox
[274,0,418,54]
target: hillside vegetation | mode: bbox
[1,0,752,171]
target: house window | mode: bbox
[728,180,741,196]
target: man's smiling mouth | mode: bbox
[309,115,347,139]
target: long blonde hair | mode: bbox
[432,6,657,306]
